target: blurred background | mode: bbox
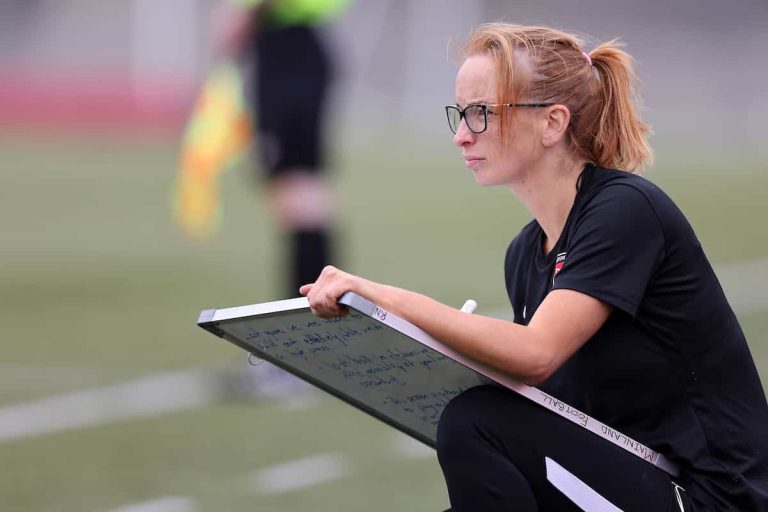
[1,0,767,510]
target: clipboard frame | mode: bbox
[198,292,678,476]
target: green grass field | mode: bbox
[1,132,766,511]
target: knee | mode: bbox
[269,172,333,228]
[436,385,515,458]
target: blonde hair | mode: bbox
[463,24,653,173]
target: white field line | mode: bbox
[0,369,222,443]
[245,453,351,494]
[0,259,765,445]
[106,496,199,512]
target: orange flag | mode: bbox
[172,62,252,241]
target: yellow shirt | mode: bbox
[230,0,351,27]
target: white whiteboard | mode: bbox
[198,292,680,475]
[198,292,490,446]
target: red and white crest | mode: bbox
[552,252,567,285]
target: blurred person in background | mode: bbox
[215,0,350,298]
[214,0,351,399]
[301,23,768,511]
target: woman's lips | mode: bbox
[464,156,484,170]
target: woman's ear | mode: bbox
[541,104,571,147]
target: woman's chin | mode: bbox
[472,170,497,187]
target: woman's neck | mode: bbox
[511,154,586,255]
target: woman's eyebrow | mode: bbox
[455,99,490,108]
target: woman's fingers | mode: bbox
[303,266,353,318]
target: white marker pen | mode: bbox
[461,299,478,314]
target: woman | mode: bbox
[301,24,768,511]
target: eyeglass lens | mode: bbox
[447,105,486,134]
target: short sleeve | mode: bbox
[552,184,665,317]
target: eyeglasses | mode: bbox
[445,103,554,134]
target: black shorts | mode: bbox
[437,385,699,511]
[249,25,331,178]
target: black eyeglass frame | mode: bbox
[445,103,554,134]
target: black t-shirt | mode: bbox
[504,164,768,510]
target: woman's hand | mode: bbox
[299,265,359,318]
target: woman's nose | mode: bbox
[452,119,475,147]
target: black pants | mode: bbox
[437,385,696,511]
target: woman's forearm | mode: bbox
[344,276,554,384]
[304,267,609,385]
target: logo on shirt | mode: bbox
[552,252,567,285]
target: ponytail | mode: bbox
[589,42,653,172]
